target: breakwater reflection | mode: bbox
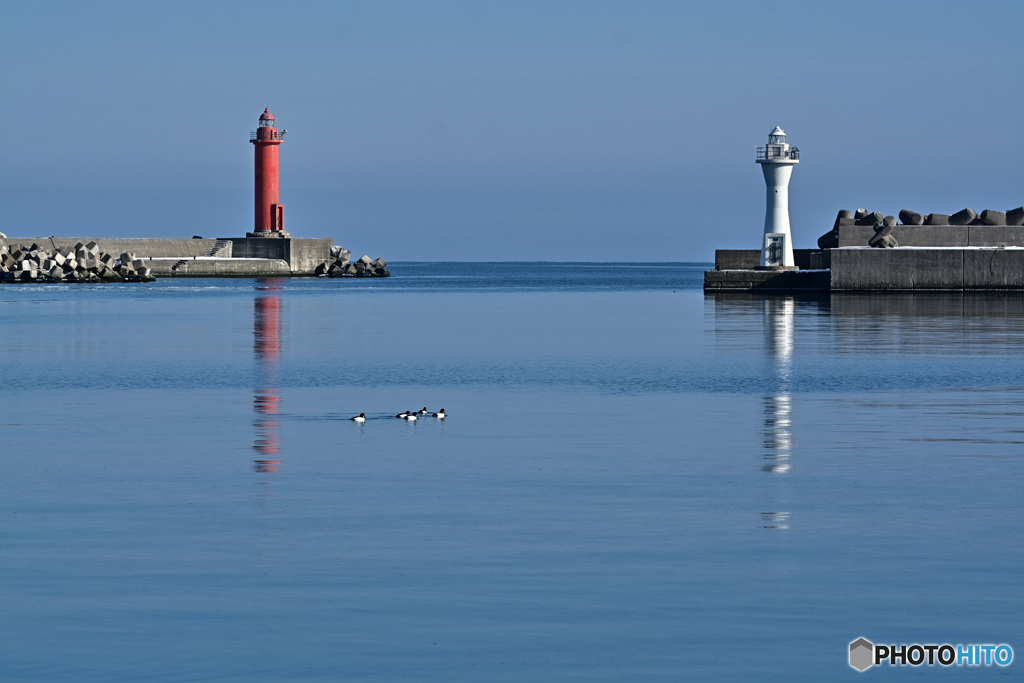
[253,279,283,473]
[708,289,1024,530]
[828,292,1024,357]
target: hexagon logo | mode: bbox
[849,637,874,672]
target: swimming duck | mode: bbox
[417,407,429,415]
[396,410,409,419]
[350,413,366,423]
[403,412,418,422]
[432,409,446,419]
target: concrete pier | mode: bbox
[707,206,1024,293]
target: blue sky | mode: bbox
[3,0,1021,260]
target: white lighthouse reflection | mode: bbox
[761,296,796,529]
[762,394,792,473]
[762,297,794,475]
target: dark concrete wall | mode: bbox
[830,247,1024,290]
[704,268,830,291]
[831,248,964,290]
[963,249,1024,288]
[714,249,817,270]
[968,226,1024,247]
[228,237,289,260]
[715,249,760,270]
[228,237,332,274]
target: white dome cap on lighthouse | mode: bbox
[769,125,786,138]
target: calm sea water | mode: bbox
[1,262,1022,681]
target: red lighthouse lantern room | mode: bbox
[250,108,288,236]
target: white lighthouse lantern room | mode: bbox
[755,126,800,268]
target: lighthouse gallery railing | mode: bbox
[250,130,285,141]
[756,146,800,161]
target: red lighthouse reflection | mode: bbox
[253,279,284,472]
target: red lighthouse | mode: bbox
[250,108,288,236]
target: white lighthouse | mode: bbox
[755,126,800,268]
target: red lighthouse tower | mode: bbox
[249,108,288,237]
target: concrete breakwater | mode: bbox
[707,245,1024,292]
[705,203,1024,292]
[318,251,390,278]
[0,235,389,280]
[1,239,156,283]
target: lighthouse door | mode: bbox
[764,233,785,267]
[270,203,284,231]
